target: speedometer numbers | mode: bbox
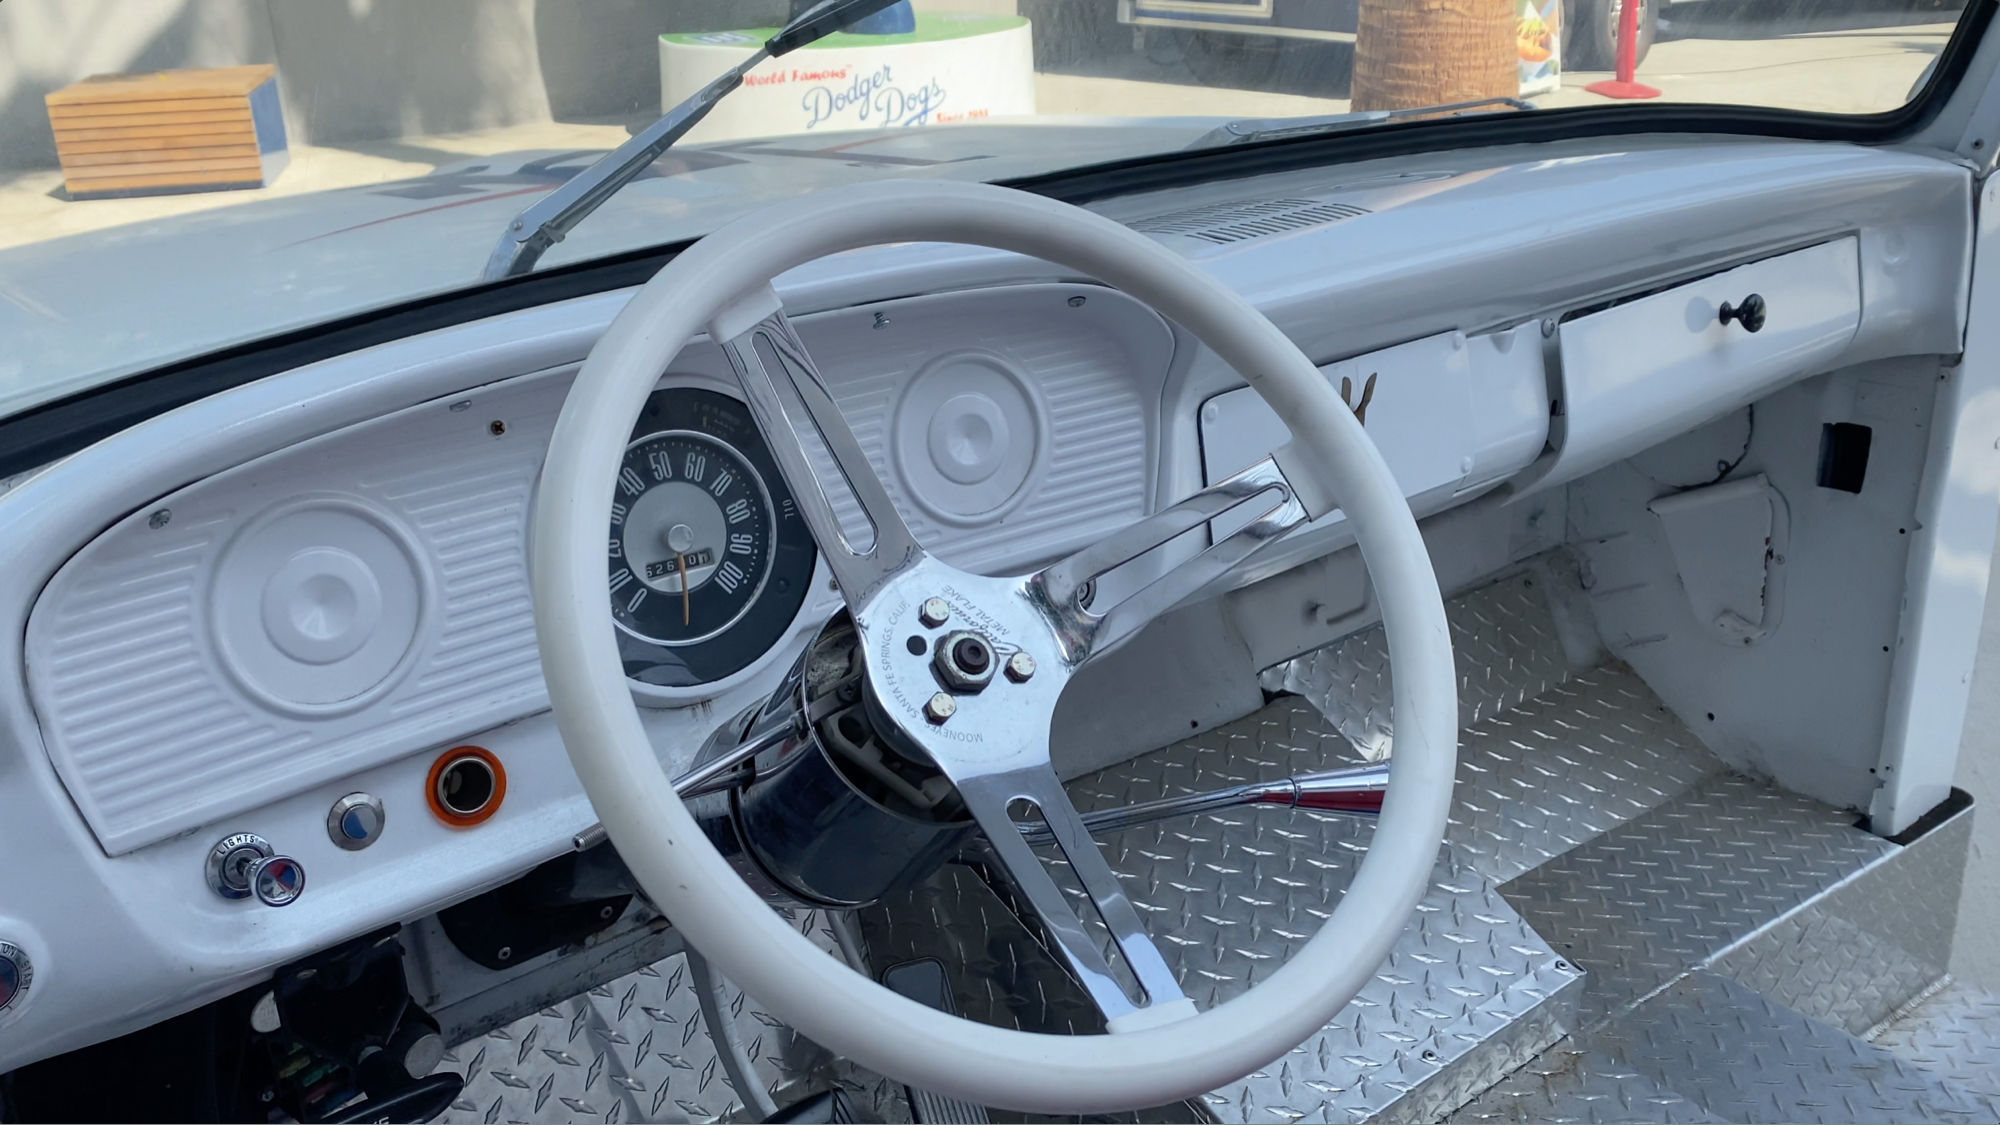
[610,432,769,643]
[610,388,815,689]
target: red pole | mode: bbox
[1585,0,1660,99]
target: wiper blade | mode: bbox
[482,59,764,281]
[1185,96,1535,150]
[482,0,899,281]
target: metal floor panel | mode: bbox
[1262,571,1581,764]
[1447,782,1983,1123]
[439,914,844,1125]
[1711,797,1972,1035]
[1446,668,1720,885]
[1266,569,1726,885]
[865,694,1586,1125]
[1870,979,2000,1104]
[1446,1045,1728,1124]
[1453,972,2000,1124]
[1501,771,1896,1027]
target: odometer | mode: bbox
[610,387,815,689]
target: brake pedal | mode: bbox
[881,960,990,1125]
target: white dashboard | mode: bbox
[25,283,1174,858]
[0,136,1974,1072]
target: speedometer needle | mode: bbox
[675,553,690,626]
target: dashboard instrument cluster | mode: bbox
[610,388,816,688]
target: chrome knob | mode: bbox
[248,854,306,907]
[207,832,272,900]
[206,832,305,906]
[0,941,33,1016]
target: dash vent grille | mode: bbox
[1130,197,1371,244]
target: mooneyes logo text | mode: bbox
[801,65,948,130]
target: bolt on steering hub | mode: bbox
[932,629,997,694]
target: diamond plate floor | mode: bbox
[1445,772,1984,1123]
[1263,571,1581,763]
[1712,796,1971,1035]
[865,695,1587,1125]
[439,914,844,1125]
[1502,772,1897,1027]
[1870,979,2000,1105]
[431,559,1991,1124]
[1453,972,2000,1124]
[1447,668,1720,885]
[1265,568,1726,885]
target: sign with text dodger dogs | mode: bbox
[659,15,1035,144]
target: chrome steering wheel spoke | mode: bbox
[955,757,1193,1026]
[1034,456,1309,664]
[713,302,1299,1027]
[717,293,927,607]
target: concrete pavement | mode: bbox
[0,10,1953,249]
[0,120,634,252]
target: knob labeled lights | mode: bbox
[206,832,306,906]
[250,855,306,907]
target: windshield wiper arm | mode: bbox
[1186,96,1535,150]
[482,0,900,281]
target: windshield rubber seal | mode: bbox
[0,244,689,482]
[1034,0,1994,204]
[0,0,1990,482]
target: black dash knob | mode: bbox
[1719,293,1766,333]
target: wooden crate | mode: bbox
[45,65,288,200]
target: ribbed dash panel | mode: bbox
[812,298,1157,571]
[26,379,562,854]
[27,284,1172,855]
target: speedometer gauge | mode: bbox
[611,387,815,689]
[611,431,772,645]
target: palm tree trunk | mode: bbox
[1351,0,1518,112]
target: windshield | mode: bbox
[0,0,1979,418]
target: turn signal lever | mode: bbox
[1014,762,1389,847]
[572,752,1388,855]
[569,620,1389,883]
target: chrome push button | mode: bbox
[326,792,386,851]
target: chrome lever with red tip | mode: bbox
[1015,761,1389,847]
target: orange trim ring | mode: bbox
[425,745,506,827]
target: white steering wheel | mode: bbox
[532,180,1457,1114]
